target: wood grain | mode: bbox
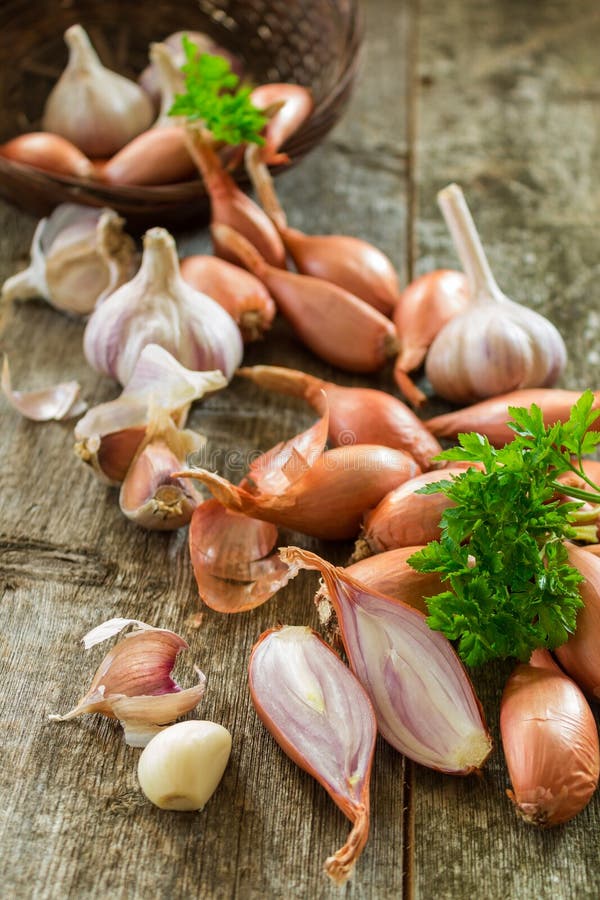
[1,0,599,898]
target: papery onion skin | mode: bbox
[425,389,600,446]
[249,625,376,885]
[238,365,442,470]
[554,545,600,698]
[500,649,600,826]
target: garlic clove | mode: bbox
[249,625,376,884]
[149,42,186,127]
[425,388,600,446]
[0,132,96,178]
[238,364,443,471]
[49,617,206,747]
[43,24,154,157]
[213,224,398,373]
[2,356,86,421]
[425,185,567,405]
[74,344,226,484]
[180,255,276,342]
[2,203,137,316]
[83,227,243,386]
[118,409,205,530]
[137,720,232,811]
[280,547,492,774]
[188,499,294,613]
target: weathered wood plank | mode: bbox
[411,2,600,898]
[0,1,411,898]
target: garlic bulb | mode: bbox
[1,204,137,316]
[425,184,567,405]
[42,24,154,157]
[83,227,243,386]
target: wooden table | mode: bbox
[1,1,600,897]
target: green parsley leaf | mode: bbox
[168,35,266,146]
[409,394,600,666]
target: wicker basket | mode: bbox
[0,0,362,229]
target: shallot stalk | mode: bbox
[392,270,470,407]
[280,548,492,774]
[354,466,474,559]
[500,649,599,826]
[187,499,294,613]
[554,545,600,698]
[426,389,600,446]
[213,225,398,373]
[184,128,286,268]
[175,407,421,540]
[246,145,401,316]
[180,255,276,342]
[249,625,377,884]
[425,185,566,404]
[237,364,442,470]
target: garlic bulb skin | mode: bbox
[137,720,232,811]
[83,227,243,385]
[42,24,154,157]
[426,184,567,405]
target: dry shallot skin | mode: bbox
[49,618,206,747]
[554,545,600,698]
[185,130,286,269]
[237,365,442,470]
[249,625,376,885]
[500,649,600,827]
[176,444,421,541]
[2,356,86,422]
[212,224,398,373]
[355,465,473,558]
[180,255,276,342]
[426,389,600,446]
[280,548,492,775]
[393,269,470,407]
[188,499,293,613]
[0,132,96,178]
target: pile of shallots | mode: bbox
[3,28,600,889]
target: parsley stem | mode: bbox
[550,480,600,504]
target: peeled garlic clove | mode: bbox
[249,625,376,885]
[75,343,226,484]
[180,255,276,342]
[119,409,204,530]
[238,364,443,470]
[83,227,243,386]
[43,24,153,157]
[177,444,420,541]
[425,185,567,405]
[213,224,398,373]
[188,499,294,613]
[2,204,137,316]
[185,130,287,269]
[2,356,86,421]
[393,269,470,406]
[49,617,206,747]
[501,649,600,826]
[138,720,232,811]
[281,547,492,774]
[355,466,474,557]
[0,132,96,178]
[425,388,600,446]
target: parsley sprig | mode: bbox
[409,391,600,667]
[169,36,266,146]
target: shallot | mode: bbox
[0,132,95,178]
[249,625,376,884]
[554,545,600,698]
[500,649,599,826]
